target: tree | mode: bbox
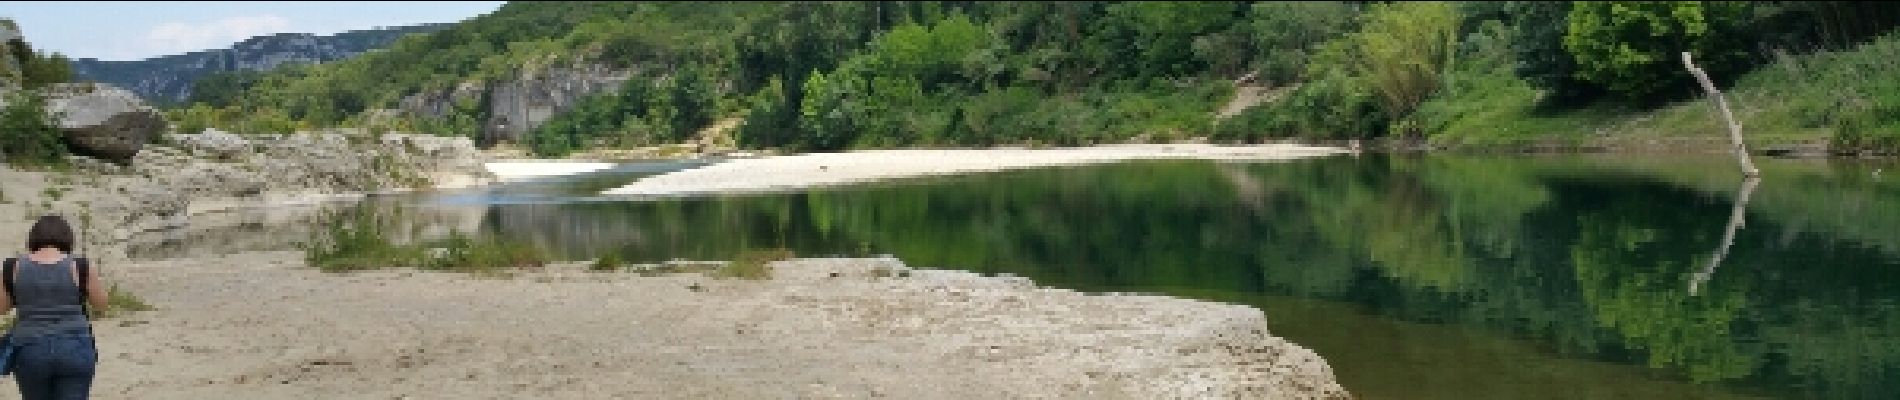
[1247,1,1358,86]
[1099,1,1243,79]
[737,76,796,149]
[1501,1,1603,106]
[0,91,68,166]
[797,70,861,151]
[1351,1,1460,120]
[188,70,265,107]
[7,39,72,90]
[1562,1,1756,102]
[668,64,716,141]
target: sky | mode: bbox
[3,1,506,61]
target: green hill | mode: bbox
[182,1,1900,156]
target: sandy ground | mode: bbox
[601,144,1346,196]
[0,253,1345,399]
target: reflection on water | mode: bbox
[1693,176,1760,296]
[166,154,1900,399]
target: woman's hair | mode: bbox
[26,215,74,253]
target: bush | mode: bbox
[423,231,549,273]
[0,91,69,167]
[590,252,624,272]
[303,210,425,272]
[93,284,155,319]
[717,248,792,280]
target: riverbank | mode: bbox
[68,252,1344,399]
[600,143,1347,196]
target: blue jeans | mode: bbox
[11,336,95,400]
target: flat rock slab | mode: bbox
[59,253,1347,400]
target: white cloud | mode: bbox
[117,14,292,59]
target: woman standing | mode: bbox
[1,215,107,400]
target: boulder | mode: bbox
[41,83,165,164]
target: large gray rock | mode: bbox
[41,83,165,164]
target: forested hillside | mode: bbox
[179,1,1900,156]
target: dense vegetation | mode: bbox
[178,1,1900,154]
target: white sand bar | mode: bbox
[484,161,617,181]
[603,144,1347,196]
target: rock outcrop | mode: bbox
[398,64,632,145]
[41,83,167,164]
[46,130,494,254]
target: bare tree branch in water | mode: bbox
[1692,176,1760,295]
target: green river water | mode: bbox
[153,153,1900,399]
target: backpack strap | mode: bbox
[3,257,14,305]
[74,257,88,302]
[74,257,90,315]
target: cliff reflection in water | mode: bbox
[288,154,1899,399]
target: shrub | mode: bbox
[421,231,549,273]
[0,90,69,167]
[302,210,425,272]
[717,248,793,280]
[590,252,625,272]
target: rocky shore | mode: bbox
[0,129,491,261]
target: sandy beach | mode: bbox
[601,144,1347,196]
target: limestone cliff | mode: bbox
[397,63,632,144]
[69,24,448,103]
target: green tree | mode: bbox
[737,76,796,149]
[7,39,72,90]
[667,64,717,141]
[1562,1,1756,102]
[0,91,68,166]
[1351,1,1460,122]
[1100,1,1242,79]
[1501,1,1604,106]
[1246,1,1358,86]
[188,70,265,107]
[798,70,849,151]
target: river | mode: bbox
[133,153,1900,399]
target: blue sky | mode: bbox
[3,1,506,61]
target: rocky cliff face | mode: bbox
[397,64,633,145]
[69,24,448,103]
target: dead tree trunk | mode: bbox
[1682,52,1761,177]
